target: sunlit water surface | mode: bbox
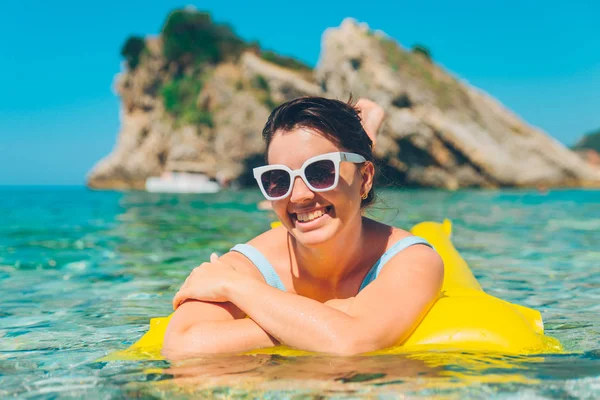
[1,187,599,399]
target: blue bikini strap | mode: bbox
[358,236,434,291]
[230,244,286,291]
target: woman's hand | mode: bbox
[356,98,385,148]
[173,253,243,309]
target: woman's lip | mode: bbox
[289,206,333,225]
[290,206,329,215]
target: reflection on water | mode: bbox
[1,187,599,398]
[113,351,600,399]
[154,353,441,396]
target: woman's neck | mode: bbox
[290,214,369,289]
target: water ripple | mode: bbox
[1,187,599,398]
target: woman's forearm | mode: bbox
[225,279,361,354]
[163,318,278,359]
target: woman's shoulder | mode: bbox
[239,225,291,284]
[229,224,290,270]
[363,218,443,281]
[219,225,287,281]
[362,217,413,250]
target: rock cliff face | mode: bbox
[87,17,600,190]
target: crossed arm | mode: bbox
[162,246,443,359]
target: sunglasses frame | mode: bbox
[253,151,366,201]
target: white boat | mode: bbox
[145,171,221,193]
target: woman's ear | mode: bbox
[361,162,375,196]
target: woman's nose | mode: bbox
[289,176,315,203]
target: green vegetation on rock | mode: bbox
[573,129,600,152]
[411,44,432,62]
[120,36,146,70]
[259,51,312,72]
[161,75,213,127]
[118,8,313,129]
[377,36,470,110]
[161,8,246,65]
[251,75,276,110]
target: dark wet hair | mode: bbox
[262,96,376,207]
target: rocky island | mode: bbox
[87,8,600,190]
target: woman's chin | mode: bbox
[291,220,339,247]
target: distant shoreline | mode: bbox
[0,185,87,190]
[2,185,600,193]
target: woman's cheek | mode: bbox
[273,202,291,224]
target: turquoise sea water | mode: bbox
[1,186,599,399]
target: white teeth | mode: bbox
[297,208,325,222]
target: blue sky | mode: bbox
[1,1,599,185]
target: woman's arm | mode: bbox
[164,293,357,359]
[162,252,279,359]
[162,300,278,359]
[356,98,385,147]
[176,245,443,355]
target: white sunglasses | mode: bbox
[253,152,366,200]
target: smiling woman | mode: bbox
[162,97,444,359]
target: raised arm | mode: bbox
[356,98,385,147]
[174,244,443,355]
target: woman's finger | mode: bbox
[210,253,219,263]
[173,291,182,310]
[173,288,192,310]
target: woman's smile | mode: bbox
[291,205,334,228]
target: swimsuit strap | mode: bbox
[231,237,432,293]
[359,236,434,292]
[230,244,286,291]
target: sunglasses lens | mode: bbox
[261,169,291,198]
[305,160,336,189]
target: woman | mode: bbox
[163,97,443,359]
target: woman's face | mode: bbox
[266,127,372,247]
